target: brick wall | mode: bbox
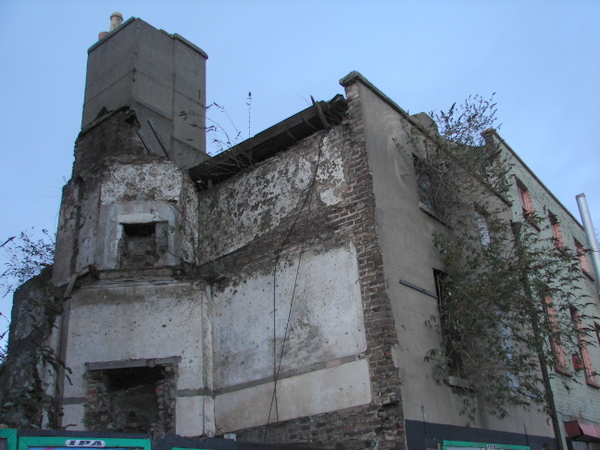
[72,107,150,179]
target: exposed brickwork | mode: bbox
[72,107,158,179]
[85,364,176,434]
[201,80,405,449]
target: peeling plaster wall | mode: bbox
[54,160,198,286]
[196,128,371,432]
[49,86,404,446]
[54,109,199,286]
[190,114,405,447]
[225,89,405,448]
[96,161,198,270]
[100,162,184,204]
[197,129,348,263]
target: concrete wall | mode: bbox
[212,244,370,432]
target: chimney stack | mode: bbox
[84,16,209,169]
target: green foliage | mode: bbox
[414,95,588,421]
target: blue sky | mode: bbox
[1,0,599,322]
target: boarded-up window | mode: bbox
[544,297,569,374]
[575,239,592,277]
[548,212,564,248]
[570,307,598,387]
[515,178,534,217]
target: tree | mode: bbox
[409,95,588,427]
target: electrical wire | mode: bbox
[263,135,325,441]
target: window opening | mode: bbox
[119,222,168,268]
[86,364,175,433]
[434,270,463,374]
[413,154,434,210]
[544,297,569,374]
[497,314,519,388]
[474,209,491,247]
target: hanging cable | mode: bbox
[263,134,326,441]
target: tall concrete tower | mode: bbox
[83,15,209,169]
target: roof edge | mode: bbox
[340,71,411,120]
[88,17,208,60]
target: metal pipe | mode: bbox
[576,193,600,293]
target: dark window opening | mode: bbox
[413,154,435,210]
[433,270,463,375]
[119,222,168,268]
[86,364,175,434]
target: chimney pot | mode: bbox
[109,12,124,31]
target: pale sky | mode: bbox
[1,0,599,323]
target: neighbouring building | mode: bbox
[2,14,600,450]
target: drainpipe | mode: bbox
[576,194,600,293]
